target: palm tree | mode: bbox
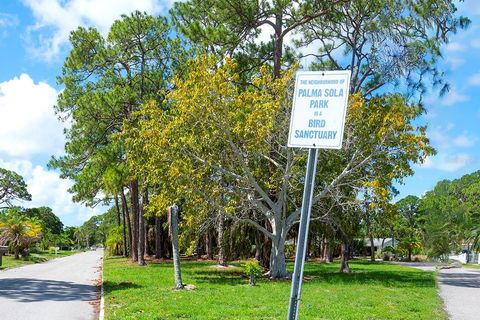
[0,208,42,259]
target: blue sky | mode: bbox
[0,0,479,226]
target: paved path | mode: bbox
[393,262,480,320]
[0,250,103,320]
[438,268,480,320]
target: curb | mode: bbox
[99,256,105,320]
[99,282,105,320]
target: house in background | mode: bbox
[364,238,396,254]
[449,246,480,264]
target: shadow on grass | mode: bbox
[190,270,246,286]
[103,280,142,292]
[111,258,436,289]
[190,261,435,289]
[309,270,434,287]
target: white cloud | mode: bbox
[452,132,476,148]
[0,159,106,225]
[0,74,64,158]
[446,57,465,70]
[467,72,480,86]
[418,154,475,172]
[440,87,469,106]
[422,110,437,120]
[471,38,480,49]
[22,0,170,60]
[444,42,465,52]
[0,13,19,28]
[428,125,476,150]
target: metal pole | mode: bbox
[287,148,319,320]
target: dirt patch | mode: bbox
[89,257,103,319]
[210,264,240,270]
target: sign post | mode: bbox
[287,70,350,320]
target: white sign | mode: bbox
[288,70,351,149]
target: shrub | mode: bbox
[244,259,263,286]
[284,242,295,258]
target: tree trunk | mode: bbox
[129,179,139,262]
[155,215,163,259]
[114,194,122,255]
[306,232,313,261]
[143,189,150,257]
[169,205,184,289]
[138,193,146,266]
[340,236,351,273]
[14,245,19,260]
[369,235,375,262]
[121,195,127,257]
[273,12,283,78]
[269,233,288,278]
[262,220,272,268]
[408,248,412,262]
[325,241,333,264]
[121,189,132,257]
[217,213,227,266]
[254,230,263,263]
[206,229,213,260]
[114,194,121,226]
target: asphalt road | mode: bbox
[394,262,480,320]
[439,267,480,320]
[0,249,103,320]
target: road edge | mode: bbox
[99,255,105,320]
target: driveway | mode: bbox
[0,249,103,320]
[392,262,480,320]
[438,268,480,320]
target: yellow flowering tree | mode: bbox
[124,55,434,278]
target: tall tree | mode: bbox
[0,168,31,209]
[125,56,434,277]
[421,171,480,260]
[49,11,188,261]
[300,0,469,99]
[172,0,347,77]
[23,207,63,235]
[395,195,423,261]
[169,0,467,277]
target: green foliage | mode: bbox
[303,0,469,99]
[106,226,123,256]
[243,259,263,286]
[0,208,42,258]
[395,195,424,260]
[0,168,31,208]
[49,11,188,208]
[284,242,295,258]
[171,0,341,76]
[23,207,64,235]
[420,170,480,259]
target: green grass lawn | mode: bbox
[463,263,480,270]
[0,250,79,270]
[103,258,447,320]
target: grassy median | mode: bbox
[0,250,79,270]
[103,258,447,320]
